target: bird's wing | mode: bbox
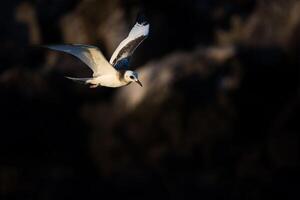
[45,44,117,77]
[109,14,149,69]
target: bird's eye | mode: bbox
[129,75,134,79]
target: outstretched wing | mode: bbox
[45,44,117,77]
[109,14,149,69]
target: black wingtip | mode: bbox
[136,13,149,25]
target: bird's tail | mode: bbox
[65,76,91,84]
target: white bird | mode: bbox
[45,14,149,88]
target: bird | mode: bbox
[45,14,149,88]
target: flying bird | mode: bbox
[45,14,149,88]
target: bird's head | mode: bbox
[124,70,143,87]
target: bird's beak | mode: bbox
[135,79,143,87]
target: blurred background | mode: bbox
[0,0,300,199]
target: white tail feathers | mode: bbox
[65,76,99,88]
[65,76,91,84]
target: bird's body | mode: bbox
[45,14,149,88]
[85,72,128,88]
[65,73,126,88]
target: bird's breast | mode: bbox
[93,75,128,88]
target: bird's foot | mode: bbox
[89,84,98,88]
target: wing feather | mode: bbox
[109,14,149,69]
[45,44,117,77]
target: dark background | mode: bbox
[0,0,300,199]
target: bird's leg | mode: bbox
[89,84,98,88]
